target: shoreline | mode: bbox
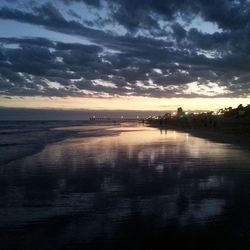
[148,123,250,149]
[0,124,120,167]
[0,122,143,167]
[2,121,250,167]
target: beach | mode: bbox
[1,121,250,249]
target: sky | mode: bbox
[0,0,250,115]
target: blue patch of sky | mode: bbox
[0,20,95,45]
[178,15,222,34]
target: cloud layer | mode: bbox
[0,0,250,98]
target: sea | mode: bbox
[0,121,250,249]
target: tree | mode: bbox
[177,107,183,117]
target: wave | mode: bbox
[0,120,120,166]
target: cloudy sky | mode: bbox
[0,0,250,111]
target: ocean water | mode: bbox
[1,122,250,249]
[0,120,115,165]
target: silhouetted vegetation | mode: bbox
[219,104,250,118]
[144,104,250,136]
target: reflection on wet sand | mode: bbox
[1,124,250,249]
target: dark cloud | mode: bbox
[171,22,187,42]
[62,0,101,8]
[67,9,81,19]
[0,3,107,41]
[104,0,250,33]
[0,1,250,98]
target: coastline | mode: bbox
[0,122,143,167]
[2,120,250,167]
[0,123,121,167]
[148,123,250,149]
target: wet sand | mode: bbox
[1,123,250,249]
[150,124,250,149]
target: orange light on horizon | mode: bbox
[0,95,250,111]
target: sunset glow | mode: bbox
[0,0,250,116]
[1,96,249,112]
